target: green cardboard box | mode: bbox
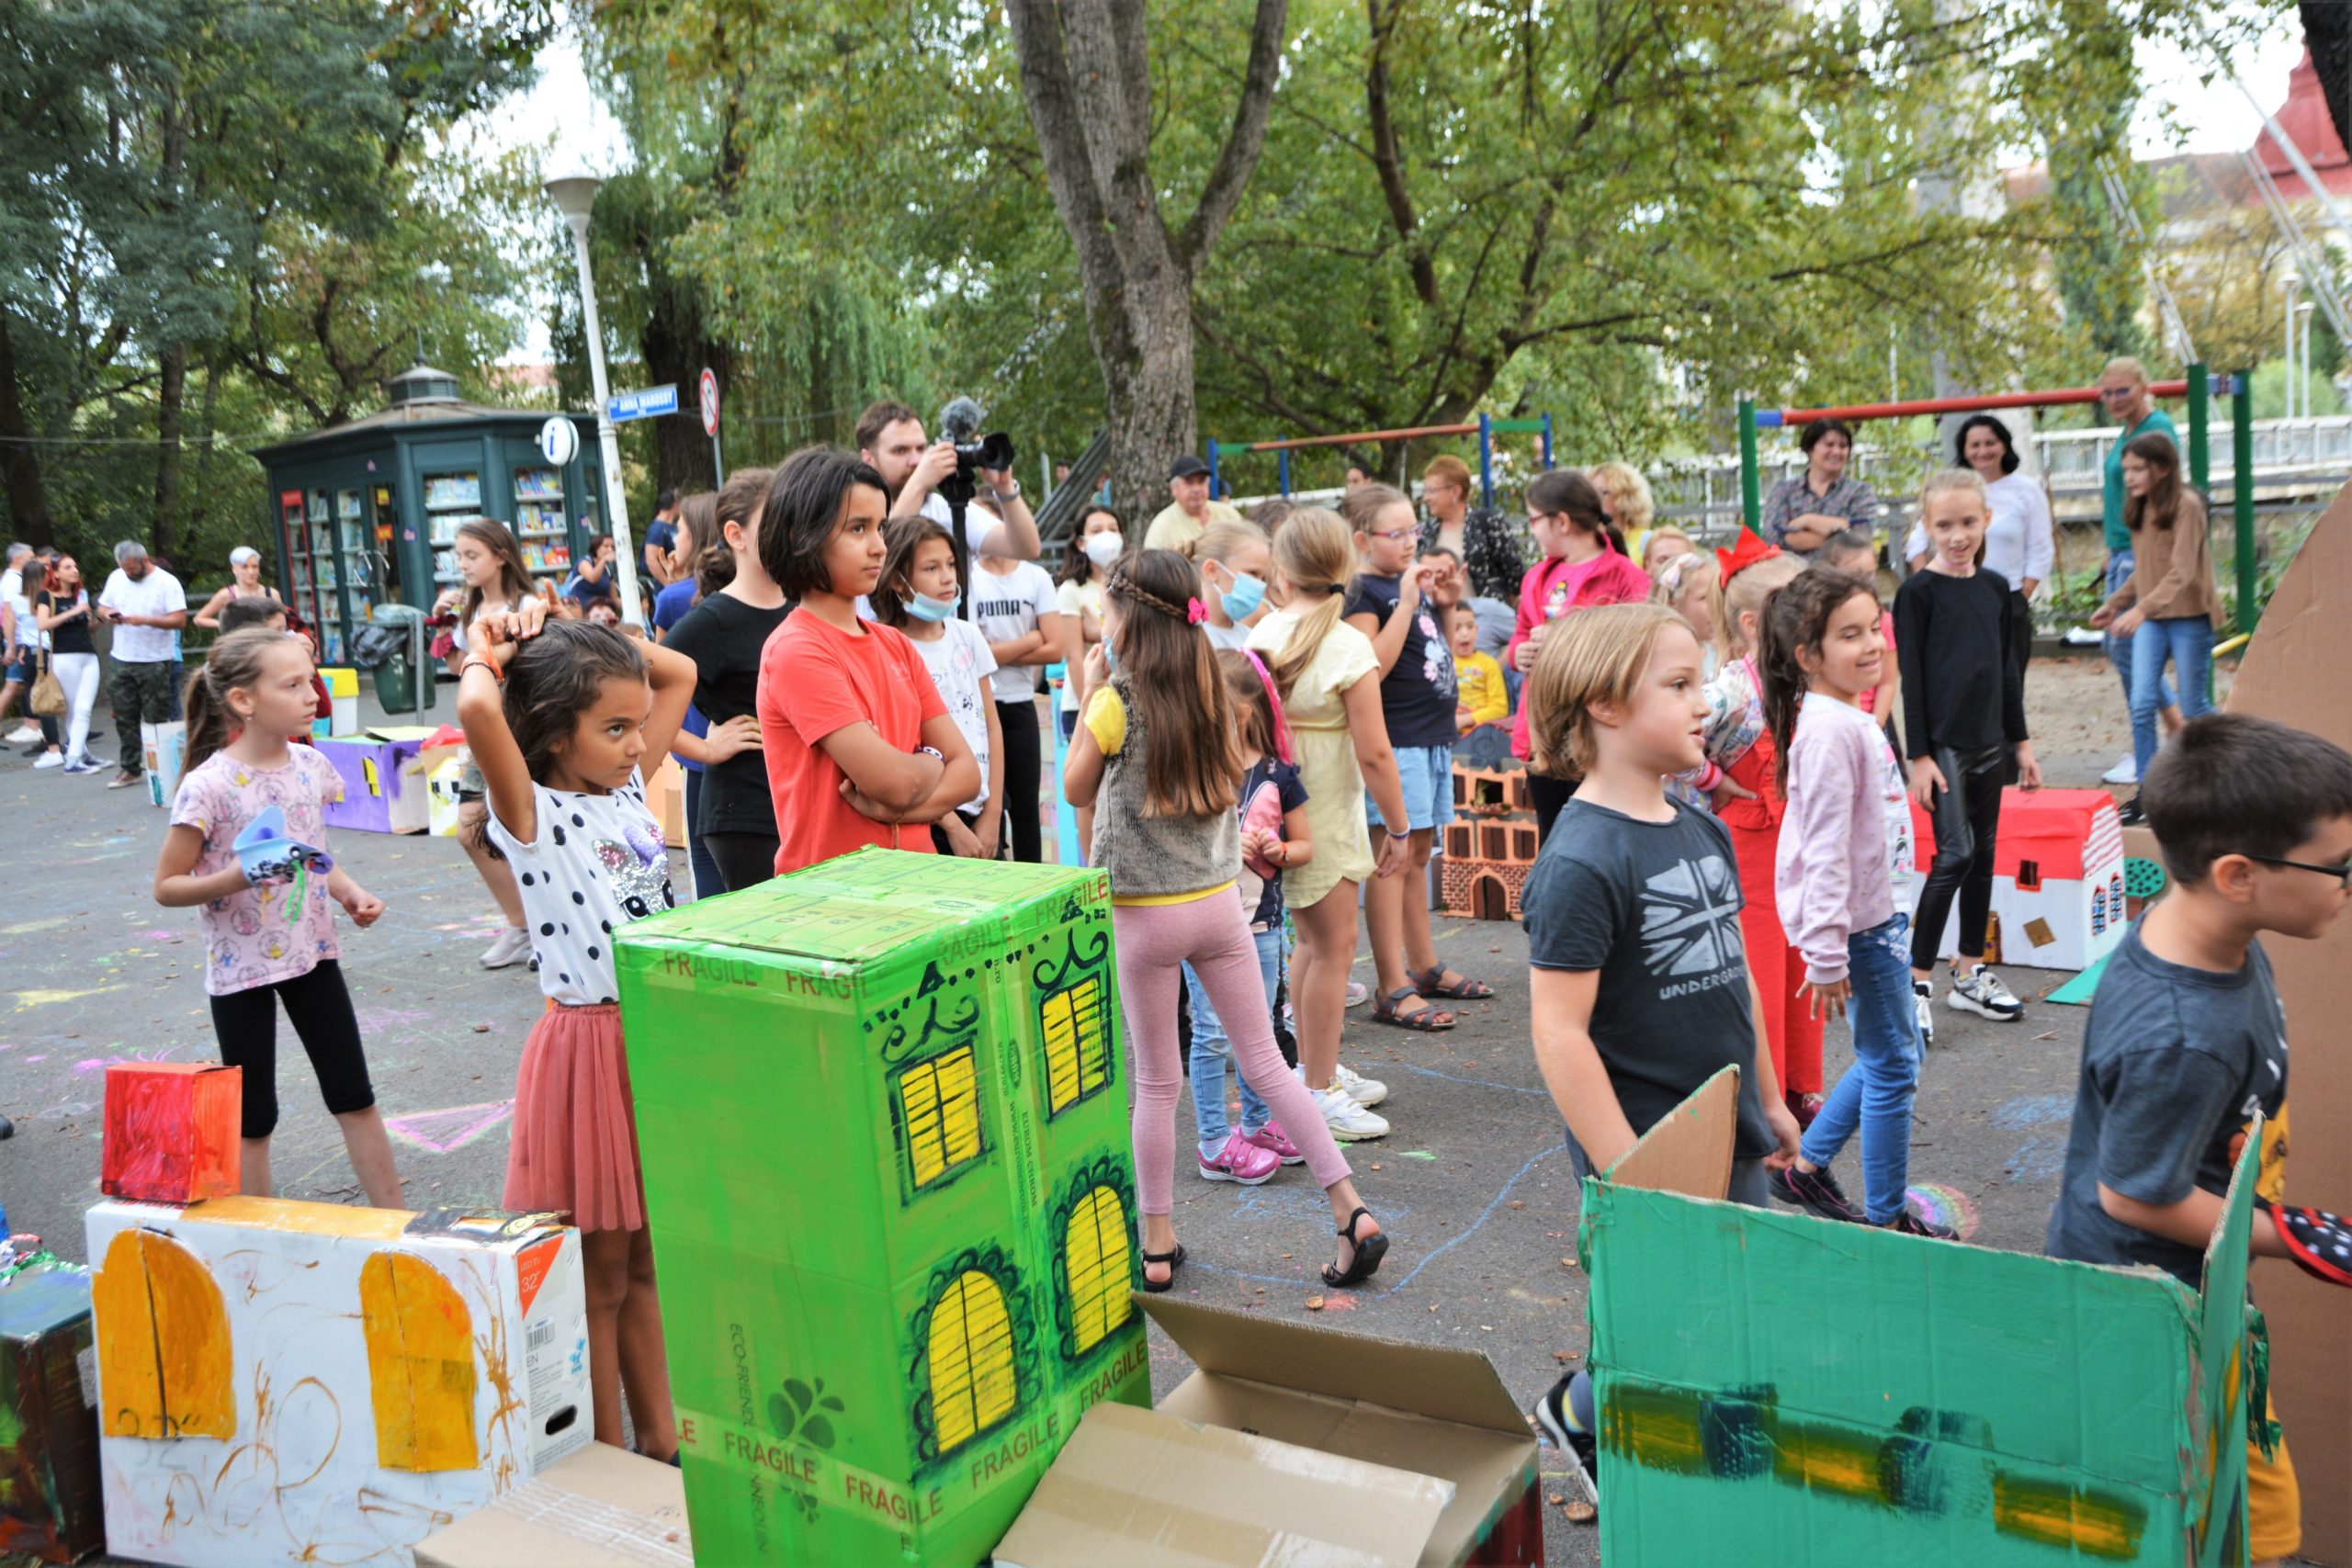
[0,1260,102,1563]
[1582,1069,2263,1566]
[616,850,1149,1565]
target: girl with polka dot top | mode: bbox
[456,598,695,1463]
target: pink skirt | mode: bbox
[503,1003,646,1233]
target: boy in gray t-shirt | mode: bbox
[2043,713,2352,1567]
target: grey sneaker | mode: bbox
[1911,979,1936,1047]
[480,926,533,969]
[1948,964,2023,1021]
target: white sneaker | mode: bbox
[1331,1062,1388,1107]
[2101,754,2137,785]
[1344,979,1370,1009]
[31,751,62,770]
[1948,964,2024,1021]
[1911,979,1936,1047]
[480,926,533,969]
[5,724,38,743]
[1315,1084,1389,1141]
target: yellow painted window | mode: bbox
[360,1251,481,1472]
[1064,1187,1133,1353]
[92,1228,235,1440]
[928,1269,1016,1453]
[901,1046,983,1190]
[1040,978,1109,1114]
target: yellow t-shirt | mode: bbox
[1456,650,1509,726]
[1142,500,1241,554]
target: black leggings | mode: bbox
[994,699,1043,863]
[2003,592,2033,786]
[1912,744,2007,971]
[207,960,374,1139]
[703,830,780,893]
[1530,772,1578,846]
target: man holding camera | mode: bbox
[1143,454,1241,554]
[855,400,1041,561]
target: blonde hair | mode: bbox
[1589,460,1656,533]
[1525,603,1688,777]
[1195,517,1270,569]
[1650,550,1720,647]
[1641,525,1692,571]
[2100,355,2149,389]
[1339,482,1413,538]
[1918,468,1987,521]
[1422,454,1474,495]
[1265,508,1355,704]
[1718,552,1802,660]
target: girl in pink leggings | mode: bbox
[1063,547,1390,1293]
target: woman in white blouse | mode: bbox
[1905,413,2053,683]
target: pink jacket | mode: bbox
[1507,547,1653,761]
[1774,694,1909,985]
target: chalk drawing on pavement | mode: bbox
[384,1100,514,1154]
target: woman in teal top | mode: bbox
[2095,357,2179,781]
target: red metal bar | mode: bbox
[1242,422,1480,454]
[1768,380,2190,426]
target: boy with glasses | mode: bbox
[2046,712,2352,1567]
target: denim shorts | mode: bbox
[3,661,24,684]
[1369,743,1456,834]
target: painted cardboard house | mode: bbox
[1441,765,1541,921]
[614,850,1149,1566]
[1909,787,2126,973]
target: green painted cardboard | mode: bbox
[1582,1069,2261,1566]
[0,1261,102,1563]
[616,850,1149,1566]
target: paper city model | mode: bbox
[616,850,1150,1567]
[1583,1070,2262,1565]
[1441,765,1541,921]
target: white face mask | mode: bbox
[1080,531,1125,570]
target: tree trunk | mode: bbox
[153,340,187,559]
[1004,0,1288,519]
[0,315,52,547]
[2307,3,2352,164]
[637,300,726,500]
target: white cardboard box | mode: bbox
[86,1197,594,1568]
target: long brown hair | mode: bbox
[183,628,307,775]
[870,513,955,628]
[1264,507,1354,705]
[2121,432,2183,533]
[1104,549,1239,818]
[455,520,534,629]
[1758,567,1881,798]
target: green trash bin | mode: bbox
[368,604,434,715]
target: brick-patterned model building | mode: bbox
[1440,764,1540,921]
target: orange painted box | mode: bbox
[100,1063,241,1204]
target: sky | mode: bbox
[478,7,2315,366]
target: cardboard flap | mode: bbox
[1601,1066,1736,1200]
[992,1401,1451,1568]
[1140,1295,1530,1438]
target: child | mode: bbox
[1182,649,1314,1185]
[153,627,402,1210]
[1056,505,1125,861]
[1640,525,1694,575]
[753,447,981,875]
[2090,432,2218,821]
[1816,528,1896,719]
[1195,518,1273,651]
[1761,567,1951,1237]
[871,515,1003,859]
[1649,549,1721,677]
[1519,601,1802,1511]
[971,538,1062,863]
[1676,539,1818,1122]
[1064,548,1387,1290]
[437,520,537,968]
[456,599,694,1461]
[1895,472,2042,1041]
[1248,508,1411,1141]
[1341,483,1485,1034]
[1450,603,1509,731]
[2045,713,2352,1568]
[217,596,334,733]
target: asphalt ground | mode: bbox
[0,658,2147,1566]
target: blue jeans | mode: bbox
[1798,914,1925,1224]
[1184,927,1282,1150]
[2106,552,2175,717]
[2131,615,2212,780]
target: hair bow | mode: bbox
[1715,528,1781,583]
[1187,597,1207,625]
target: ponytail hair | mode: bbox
[1264,507,1355,704]
[1758,566,1880,798]
[1717,552,1802,661]
[183,628,304,775]
[1102,549,1240,818]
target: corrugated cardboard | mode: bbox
[413,1441,690,1568]
[645,755,685,849]
[0,1262,102,1563]
[1584,1068,2260,1565]
[1139,1296,1544,1566]
[614,851,1148,1566]
[85,1198,594,1568]
[993,1398,1453,1568]
[2221,472,2352,1562]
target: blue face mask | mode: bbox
[904,591,960,624]
[1102,637,1119,672]
[1217,570,1267,620]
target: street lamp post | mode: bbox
[544,171,644,627]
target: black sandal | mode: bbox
[1372,987,1454,1032]
[1321,1208,1388,1289]
[1138,1242,1186,1293]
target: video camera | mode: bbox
[935,396,1016,511]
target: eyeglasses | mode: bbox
[2245,854,2352,888]
[1366,527,1418,543]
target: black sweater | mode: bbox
[1893,568,2026,759]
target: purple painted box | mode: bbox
[315,734,426,834]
